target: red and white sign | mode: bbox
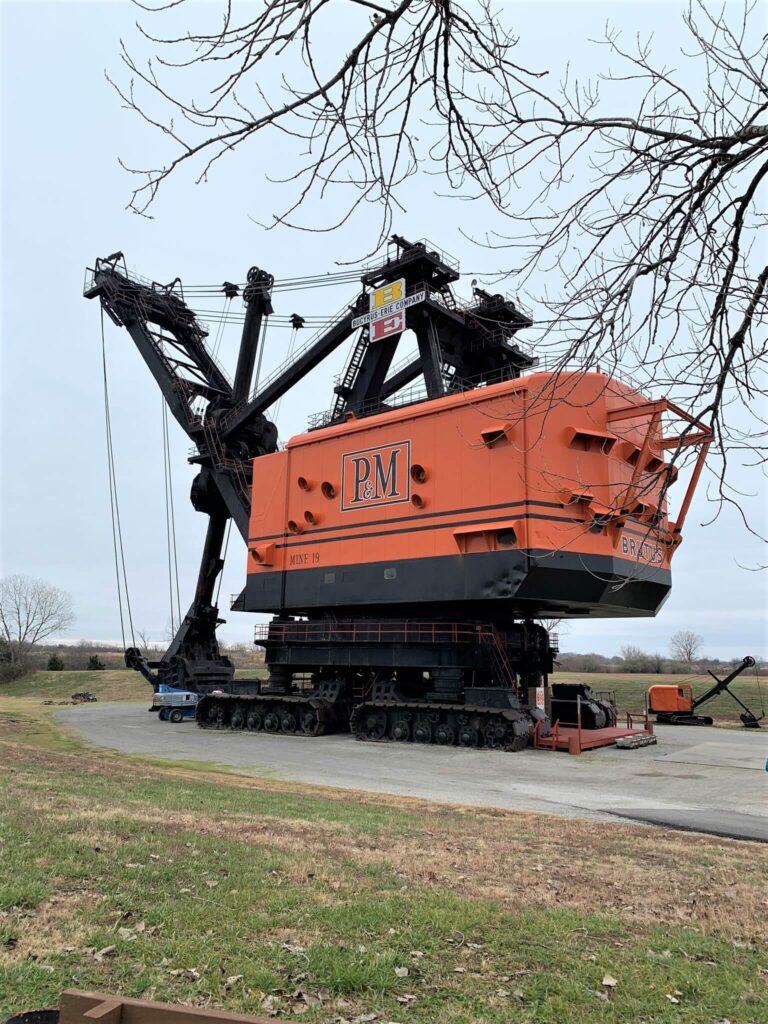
[371,311,405,342]
[351,276,426,341]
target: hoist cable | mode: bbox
[215,519,233,608]
[166,410,182,630]
[100,306,135,651]
[753,661,766,716]
[271,327,299,424]
[252,316,270,393]
[183,268,364,295]
[161,397,176,635]
[210,296,230,362]
[161,398,182,631]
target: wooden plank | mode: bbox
[60,992,282,1024]
[82,999,122,1024]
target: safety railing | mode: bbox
[255,620,498,645]
[624,708,650,730]
[362,238,460,276]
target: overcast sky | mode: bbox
[1,0,766,660]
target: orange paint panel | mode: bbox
[247,372,679,581]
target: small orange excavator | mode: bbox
[647,656,763,727]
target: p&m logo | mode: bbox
[341,440,411,512]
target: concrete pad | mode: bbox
[57,703,768,836]
[608,808,768,843]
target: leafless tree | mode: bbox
[136,628,166,658]
[669,629,704,665]
[648,652,667,675]
[0,575,75,667]
[620,644,655,673]
[535,617,569,644]
[113,0,541,232]
[113,1,767,530]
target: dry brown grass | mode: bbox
[4,889,104,962]
[5,737,768,942]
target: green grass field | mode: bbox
[1,674,768,1023]
[1,669,149,703]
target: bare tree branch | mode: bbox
[113,0,768,528]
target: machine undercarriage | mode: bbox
[197,617,553,750]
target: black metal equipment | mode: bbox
[84,239,543,723]
[85,254,278,693]
[649,656,763,727]
[84,236,685,751]
[550,683,617,730]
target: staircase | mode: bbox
[331,328,370,420]
[481,626,518,689]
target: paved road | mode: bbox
[58,704,768,840]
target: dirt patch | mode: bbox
[3,888,103,962]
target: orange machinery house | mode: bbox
[245,370,709,623]
[648,683,696,717]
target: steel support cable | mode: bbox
[166,413,182,630]
[753,661,766,716]
[271,326,300,424]
[214,519,233,608]
[161,398,182,631]
[210,296,230,362]
[184,270,363,295]
[192,308,332,325]
[192,296,232,419]
[160,396,175,634]
[100,306,135,651]
[252,315,270,393]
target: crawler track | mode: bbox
[196,693,349,737]
[196,693,545,752]
[350,701,538,751]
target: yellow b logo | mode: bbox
[371,279,403,310]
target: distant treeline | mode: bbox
[26,640,265,673]
[557,649,764,675]
[8,640,763,677]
